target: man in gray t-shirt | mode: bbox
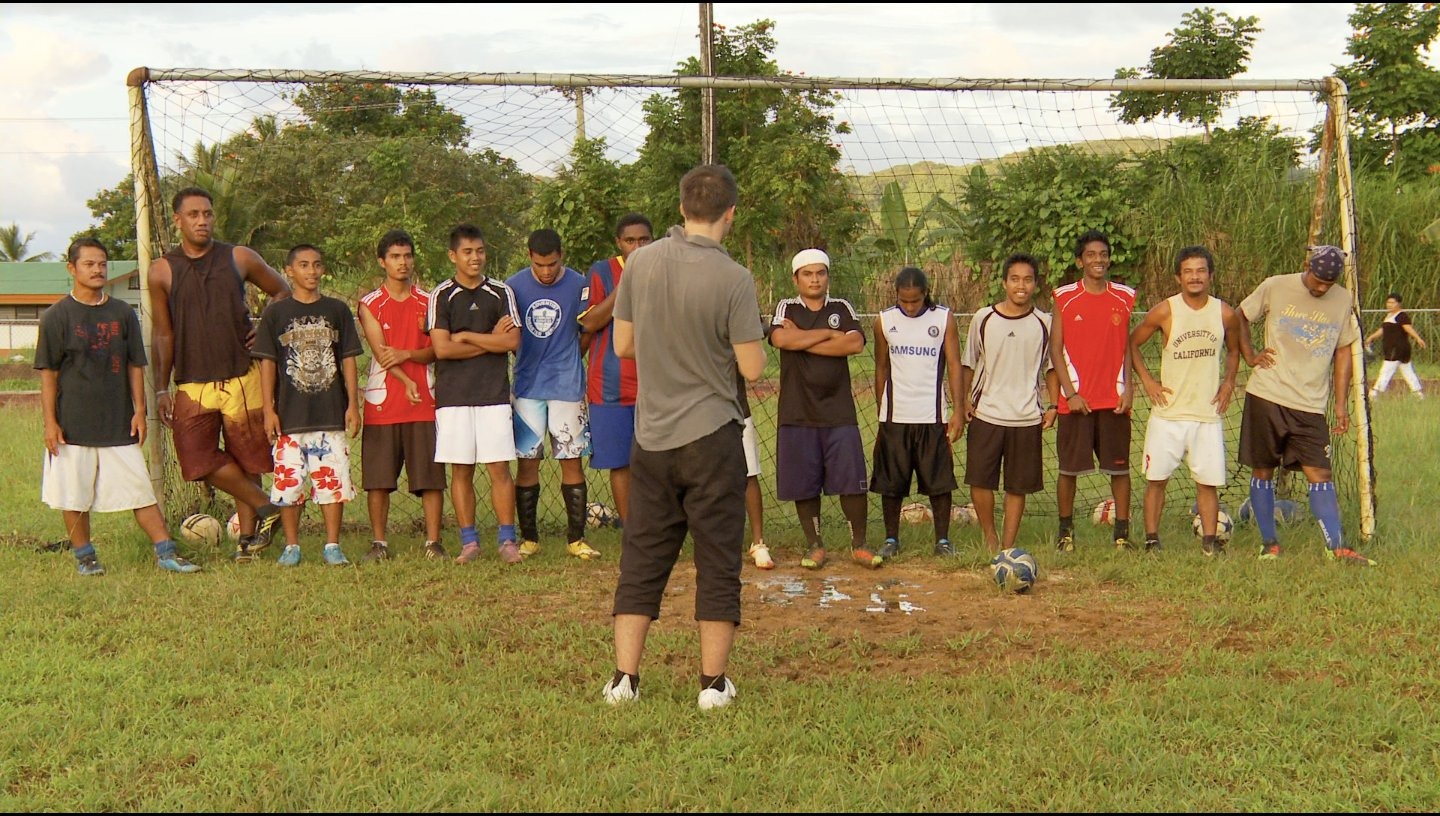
[603,165,766,711]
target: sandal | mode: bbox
[749,542,775,570]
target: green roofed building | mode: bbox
[0,261,142,351]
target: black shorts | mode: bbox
[870,422,957,497]
[361,421,448,494]
[776,425,868,501]
[1238,392,1332,471]
[965,418,1044,494]
[612,422,747,624]
[1057,410,1132,476]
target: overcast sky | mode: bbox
[1,3,1362,257]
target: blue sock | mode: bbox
[73,543,95,561]
[1250,478,1277,543]
[460,525,479,547]
[154,539,176,558]
[1308,482,1344,551]
[498,524,517,546]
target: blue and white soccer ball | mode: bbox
[1190,509,1234,541]
[991,548,1038,593]
[585,502,619,529]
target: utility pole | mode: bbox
[699,3,716,164]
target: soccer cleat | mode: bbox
[277,545,302,567]
[1200,538,1218,558]
[322,544,350,566]
[1056,531,1075,552]
[879,538,901,560]
[362,541,390,563]
[749,542,775,570]
[602,674,639,705]
[518,540,541,558]
[76,555,105,577]
[800,547,827,570]
[1327,547,1377,566]
[1144,537,1162,553]
[251,511,280,554]
[233,537,257,563]
[454,543,484,565]
[567,539,602,560]
[157,555,202,573]
[852,547,883,569]
[497,542,524,565]
[1114,536,1133,551]
[1258,542,1282,560]
[934,538,954,557]
[423,541,447,560]
[697,677,738,711]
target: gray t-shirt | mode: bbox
[1239,273,1359,415]
[614,225,764,451]
[962,304,1053,427]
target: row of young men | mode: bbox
[36,185,669,572]
[862,231,1374,564]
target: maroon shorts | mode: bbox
[171,365,273,481]
[361,421,447,494]
[1057,410,1132,476]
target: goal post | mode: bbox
[126,68,1376,540]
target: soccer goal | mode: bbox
[126,69,1376,540]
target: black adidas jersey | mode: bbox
[427,277,519,408]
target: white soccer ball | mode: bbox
[1091,498,1119,526]
[900,502,933,524]
[179,513,222,547]
[1191,509,1235,542]
[951,503,978,525]
[585,502,618,529]
[226,512,242,541]
[991,547,1038,593]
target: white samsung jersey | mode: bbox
[878,304,951,424]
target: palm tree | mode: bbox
[0,223,56,262]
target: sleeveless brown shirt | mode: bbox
[166,241,253,383]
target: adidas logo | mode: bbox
[888,325,899,333]
[1007,331,1016,337]
[1073,315,1084,321]
[469,303,479,310]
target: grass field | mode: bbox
[2,384,1439,810]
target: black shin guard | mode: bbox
[561,482,587,542]
[516,484,541,542]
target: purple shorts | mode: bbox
[776,424,868,501]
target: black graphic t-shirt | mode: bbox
[34,295,147,447]
[252,296,362,434]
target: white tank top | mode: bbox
[1156,293,1224,422]
[879,304,950,423]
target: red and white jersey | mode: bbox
[359,284,436,425]
[1053,280,1136,413]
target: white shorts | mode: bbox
[513,397,591,460]
[742,416,762,478]
[270,431,355,506]
[42,443,158,513]
[436,404,516,465]
[1143,416,1225,486]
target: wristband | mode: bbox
[1046,405,1058,411]
[155,389,170,396]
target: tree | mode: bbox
[531,137,632,268]
[1334,3,1440,179]
[0,224,55,262]
[630,20,864,271]
[72,174,138,261]
[1110,7,1262,140]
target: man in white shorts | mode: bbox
[428,223,523,564]
[1129,245,1241,555]
[507,229,598,560]
[738,370,770,569]
[37,238,200,575]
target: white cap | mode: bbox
[791,248,831,273]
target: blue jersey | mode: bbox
[506,266,588,401]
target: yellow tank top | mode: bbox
[1156,293,1223,422]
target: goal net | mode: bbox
[127,69,1375,542]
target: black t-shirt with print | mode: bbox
[34,296,147,447]
[252,295,362,434]
[770,296,864,427]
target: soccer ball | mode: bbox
[1191,509,1235,541]
[900,502,933,524]
[226,513,241,541]
[951,503,978,525]
[585,502,618,529]
[179,513,222,547]
[1091,498,1120,525]
[991,548,1038,593]
[1237,498,1302,525]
